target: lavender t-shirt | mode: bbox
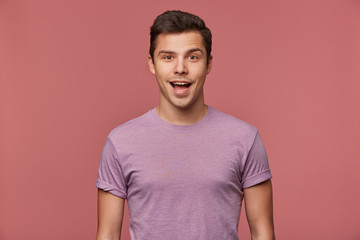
[96,106,272,240]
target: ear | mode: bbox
[206,55,213,75]
[148,55,156,75]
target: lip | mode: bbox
[169,80,192,84]
[168,80,192,96]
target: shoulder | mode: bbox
[209,106,258,139]
[107,109,154,143]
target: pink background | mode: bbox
[1,0,359,239]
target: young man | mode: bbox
[96,10,275,240]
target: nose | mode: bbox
[174,58,188,75]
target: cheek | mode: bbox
[193,69,208,80]
[154,64,166,76]
[155,70,169,85]
[155,70,166,80]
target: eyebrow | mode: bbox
[187,48,203,54]
[157,48,204,56]
[157,50,176,56]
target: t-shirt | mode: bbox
[96,106,272,240]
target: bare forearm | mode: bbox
[249,216,275,240]
[96,228,121,240]
[96,220,122,240]
[245,180,275,240]
[97,189,124,240]
[96,230,121,240]
[251,231,275,240]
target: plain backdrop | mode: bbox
[1,0,359,239]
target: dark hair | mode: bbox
[150,10,212,64]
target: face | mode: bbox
[148,31,212,110]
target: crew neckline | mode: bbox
[150,106,214,131]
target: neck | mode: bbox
[156,100,208,126]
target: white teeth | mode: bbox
[173,82,189,85]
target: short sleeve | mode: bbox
[241,131,272,189]
[96,137,127,199]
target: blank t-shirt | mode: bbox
[96,106,272,240]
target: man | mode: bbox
[96,10,275,240]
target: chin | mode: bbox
[171,102,195,110]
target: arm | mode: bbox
[96,189,125,240]
[244,179,275,240]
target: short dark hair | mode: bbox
[150,10,212,64]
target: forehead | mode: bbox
[154,31,205,53]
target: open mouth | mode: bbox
[170,82,192,89]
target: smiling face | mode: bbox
[148,31,212,111]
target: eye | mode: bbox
[163,55,173,60]
[189,55,198,60]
